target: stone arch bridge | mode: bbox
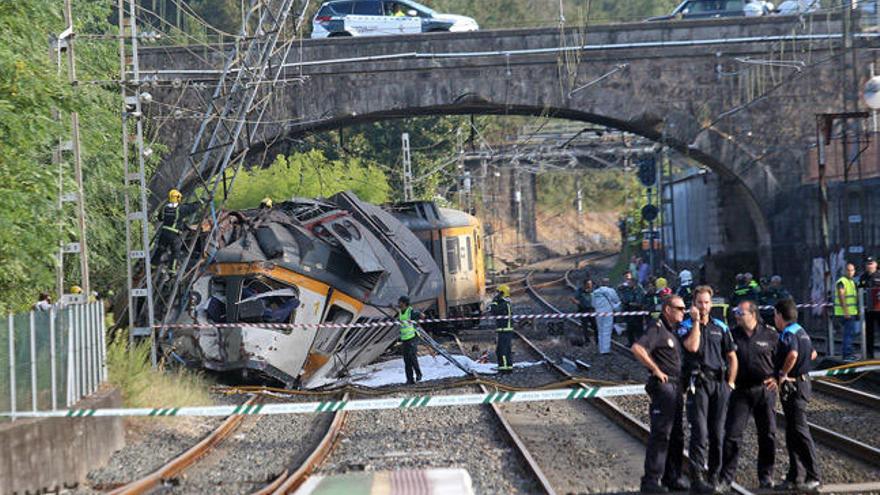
[140,14,879,289]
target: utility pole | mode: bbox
[52,0,91,303]
[402,133,413,201]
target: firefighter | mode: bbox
[396,296,422,384]
[773,298,820,491]
[570,278,596,345]
[676,269,694,307]
[152,189,200,273]
[260,197,273,209]
[490,284,514,372]
[618,271,646,346]
[678,285,738,493]
[632,295,690,493]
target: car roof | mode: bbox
[323,0,436,14]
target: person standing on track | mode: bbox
[718,300,779,491]
[678,285,738,493]
[396,296,423,385]
[570,278,597,345]
[489,284,515,372]
[593,278,621,355]
[858,256,880,359]
[632,295,690,494]
[619,271,646,346]
[773,298,821,491]
[836,262,860,361]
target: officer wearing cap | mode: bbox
[632,295,690,493]
[489,284,514,372]
[773,298,820,491]
[858,256,880,358]
[718,300,778,491]
[678,285,738,493]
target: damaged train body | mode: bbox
[168,191,444,388]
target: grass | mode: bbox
[106,334,213,409]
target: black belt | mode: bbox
[699,368,724,381]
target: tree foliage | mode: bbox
[225,150,391,209]
[0,1,131,313]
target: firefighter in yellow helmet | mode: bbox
[152,189,200,273]
[70,285,83,295]
[260,197,273,210]
[489,284,514,372]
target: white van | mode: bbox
[311,0,479,38]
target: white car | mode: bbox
[311,0,479,38]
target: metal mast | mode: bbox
[52,0,92,304]
[119,0,157,363]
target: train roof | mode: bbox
[386,201,479,232]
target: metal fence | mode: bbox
[0,302,106,420]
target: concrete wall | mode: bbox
[0,387,125,494]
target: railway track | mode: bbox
[105,394,346,495]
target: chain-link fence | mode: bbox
[0,302,106,420]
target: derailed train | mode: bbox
[167,192,485,388]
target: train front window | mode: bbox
[445,237,460,274]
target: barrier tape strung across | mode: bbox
[3,364,877,419]
[154,302,835,331]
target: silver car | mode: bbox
[311,0,479,38]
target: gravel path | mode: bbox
[314,383,543,494]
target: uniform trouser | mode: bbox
[642,378,685,486]
[720,384,777,484]
[781,379,820,483]
[151,230,182,269]
[579,316,596,344]
[596,314,613,354]
[836,316,861,359]
[866,311,879,359]
[496,330,513,369]
[625,314,643,346]
[686,378,730,480]
[401,338,422,383]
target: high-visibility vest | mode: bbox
[398,306,417,341]
[834,276,858,317]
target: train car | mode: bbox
[165,192,443,388]
[387,201,486,322]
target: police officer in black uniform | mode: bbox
[773,298,821,491]
[858,256,880,359]
[632,295,690,493]
[677,285,738,493]
[718,300,778,491]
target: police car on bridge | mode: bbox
[311,0,479,38]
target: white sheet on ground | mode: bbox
[343,354,542,388]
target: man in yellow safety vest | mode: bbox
[396,296,423,384]
[835,262,860,361]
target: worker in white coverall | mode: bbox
[592,278,621,354]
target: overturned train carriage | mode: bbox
[169,191,443,388]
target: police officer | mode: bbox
[396,296,422,384]
[718,300,778,491]
[678,285,738,493]
[632,295,690,494]
[619,271,646,346]
[153,189,200,273]
[570,278,596,345]
[858,256,880,359]
[490,285,514,372]
[836,262,860,361]
[773,298,820,491]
